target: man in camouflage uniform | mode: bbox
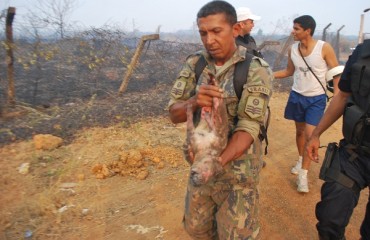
[168,1,273,239]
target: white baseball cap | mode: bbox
[236,7,261,22]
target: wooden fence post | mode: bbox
[118,34,159,94]
[6,7,16,106]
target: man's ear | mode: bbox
[233,23,241,37]
[306,28,312,36]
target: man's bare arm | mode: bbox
[274,48,295,79]
[219,131,254,166]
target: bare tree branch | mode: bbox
[33,0,77,39]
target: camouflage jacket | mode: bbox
[168,45,273,141]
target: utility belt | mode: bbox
[320,142,360,192]
[342,98,370,150]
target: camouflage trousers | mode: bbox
[183,150,262,240]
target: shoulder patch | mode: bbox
[245,96,265,119]
[179,70,191,78]
[171,80,187,99]
[247,86,271,95]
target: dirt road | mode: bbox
[0,92,367,240]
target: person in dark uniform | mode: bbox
[235,7,263,58]
[306,39,370,239]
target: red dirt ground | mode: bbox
[0,92,367,240]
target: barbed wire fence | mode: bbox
[1,6,353,146]
[1,30,206,102]
[0,23,207,145]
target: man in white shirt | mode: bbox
[274,15,340,193]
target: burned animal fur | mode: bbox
[184,76,229,186]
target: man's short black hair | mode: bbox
[197,0,237,26]
[294,15,316,36]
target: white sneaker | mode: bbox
[297,171,309,193]
[291,160,302,175]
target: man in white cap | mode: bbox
[236,7,263,58]
[236,7,268,168]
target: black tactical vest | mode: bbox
[343,39,370,147]
[235,35,263,58]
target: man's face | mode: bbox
[197,13,239,65]
[291,23,310,41]
[239,19,254,36]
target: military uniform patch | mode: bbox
[245,96,264,119]
[171,80,186,99]
[247,86,271,96]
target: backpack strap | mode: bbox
[194,52,253,99]
[233,52,253,99]
[194,55,207,85]
[233,53,270,154]
[298,43,329,102]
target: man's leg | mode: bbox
[291,122,305,175]
[316,147,362,239]
[183,177,218,240]
[316,181,359,239]
[297,123,316,192]
[216,156,261,240]
[283,91,306,175]
[297,93,326,193]
[295,122,306,157]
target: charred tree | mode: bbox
[6,7,16,107]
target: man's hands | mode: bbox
[306,134,320,163]
[195,85,223,108]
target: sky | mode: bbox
[2,0,370,38]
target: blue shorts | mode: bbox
[284,91,326,126]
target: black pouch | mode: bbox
[319,142,360,191]
[343,102,366,145]
[319,142,338,181]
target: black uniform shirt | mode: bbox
[338,45,362,93]
[235,35,263,58]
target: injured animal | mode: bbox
[184,75,229,186]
